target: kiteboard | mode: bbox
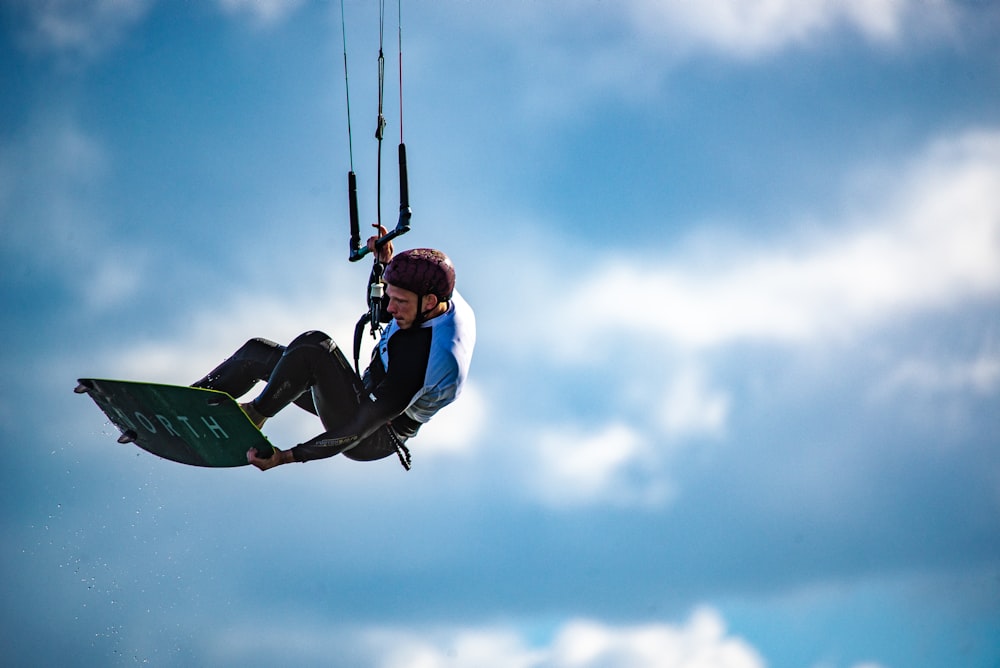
[75,378,275,467]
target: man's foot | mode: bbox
[240,402,268,429]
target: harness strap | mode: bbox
[387,425,412,470]
[352,310,370,377]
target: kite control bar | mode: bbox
[349,143,411,262]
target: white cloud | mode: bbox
[215,0,305,25]
[415,382,487,457]
[374,628,541,668]
[79,258,145,310]
[359,608,764,668]
[659,366,730,439]
[528,423,672,509]
[430,0,961,119]
[546,610,764,668]
[99,289,357,384]
[625,0,956,57]
[1,116,146,311]
[448,0,957,56]
[8,0,150,60]
[7,0,305,62]
[549,129,1000,355]
[209,609,764,668]
[875,351,1000,397]
[2,117,107,243]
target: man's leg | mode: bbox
[244,331,399,463]
[250,331,361,425]
[193,338,284,398]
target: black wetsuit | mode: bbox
[193,291,475,465]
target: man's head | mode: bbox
[384,248,456,329]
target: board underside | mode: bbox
[77,378,275,467]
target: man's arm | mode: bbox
[290,393,407,462]
[247,393,403,470]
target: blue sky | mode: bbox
[2,0,999,666]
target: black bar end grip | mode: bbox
[398,143,409,210]
[396,206,411,235]
[348,171,361,255]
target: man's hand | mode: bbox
[366,223,393,263]
[247,447,292,471]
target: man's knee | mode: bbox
[287,330,336,353]
[233,337,282,360]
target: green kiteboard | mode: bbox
[75,378,275,467]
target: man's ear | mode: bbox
[422,294,439,311]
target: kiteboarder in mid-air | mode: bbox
[193,230,475,471]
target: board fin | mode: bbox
[117,430,138,444]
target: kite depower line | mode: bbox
[341,0,411,266]
[339,0,412,374]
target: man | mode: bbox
[192,233,476,471]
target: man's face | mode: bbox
[386,284,423,329]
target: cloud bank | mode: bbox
[214,608,766,668]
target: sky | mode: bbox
[1,0,999,666]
